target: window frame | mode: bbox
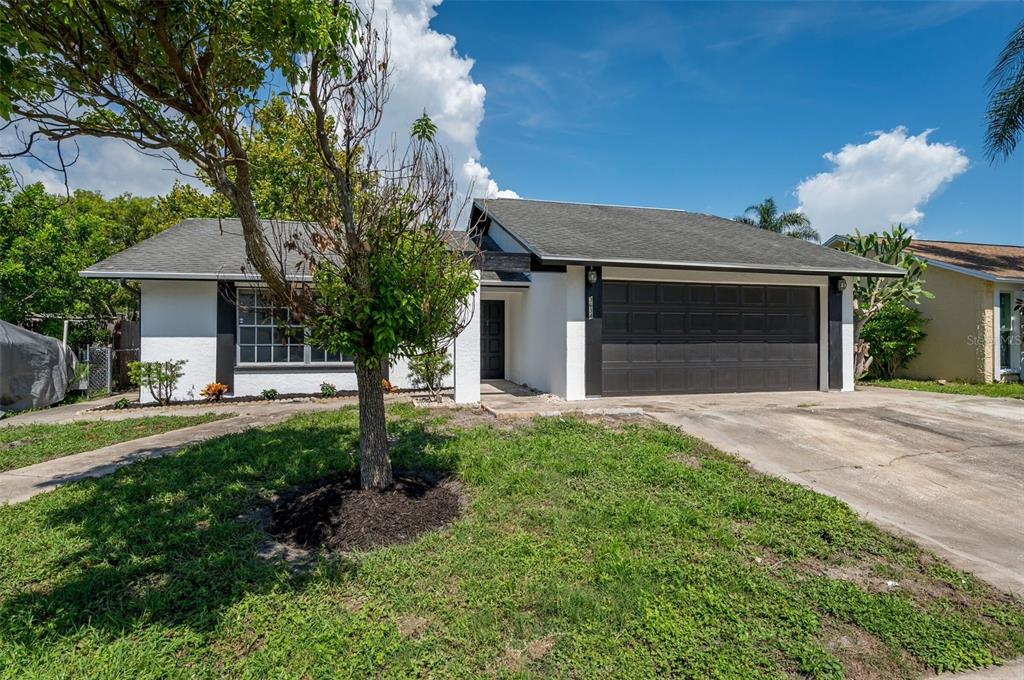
[235,287,353,368]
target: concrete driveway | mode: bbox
[604,387,1024,594]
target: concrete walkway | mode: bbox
[0,397,359,505]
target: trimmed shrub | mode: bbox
[127,360,187,406]
[261,388,279,401]
[408,349,453,401]
[861,302,928,380]
[320,382,338,398]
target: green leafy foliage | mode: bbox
[408,348,453,400]
[834,225,932,378]
[860,303,928,379]
[261,388,279,401]
[308,232,477,367]
[128,360,187,405]
[113,398,132,410]
[0,169,233,345]
[411,111,438,141]
[319,382,337,398]
[0,407,1020,676]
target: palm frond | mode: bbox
[985,19,1024,162]
[783,224,821,242]
[778,211,811,228]
[734,216,757,226]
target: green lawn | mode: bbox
[866,378,1024,399]
[0,405,1020,678]
[0,415,232,472]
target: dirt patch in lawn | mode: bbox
[268,470,466,553]
[821,618,922,680]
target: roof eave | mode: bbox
[536,255,905,278]
[79,270,312,282]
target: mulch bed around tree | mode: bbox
[268,470,465,553]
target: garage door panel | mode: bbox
[629,344,658,363]
[630,312,658,333]
[604,282,629,304]
[602,281,819,395]
[604,311,628,334]
[659,368,686,392]
[602,370,631,396]
[685,343,712,361]
[740,367,766,390]
[687,367,714,392]
[740,343,766,361]
[714,367,739,391]
[658,343,687,362]
[629,369,659,393]
[713,342,740,362]
[630,283,658,304]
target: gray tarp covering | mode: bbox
[0,321,76,414]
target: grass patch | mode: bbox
[0,414,231,472]
[0,405,1020,678]
[865,379,1024,399]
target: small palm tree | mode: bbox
[985,19,1024,163]
[735,198,820,242]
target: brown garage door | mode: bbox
[602,281,819,396]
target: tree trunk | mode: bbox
[354,356,393,490]
[853,318,873,381]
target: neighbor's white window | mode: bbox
[236,289,351,365]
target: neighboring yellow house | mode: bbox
[901,241,1022,383]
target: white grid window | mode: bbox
[237,289,351,365]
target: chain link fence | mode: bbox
[75,346,112,394]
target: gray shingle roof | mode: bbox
[82,218,308,280]
[82,218,479,280]
[476,198,904,277]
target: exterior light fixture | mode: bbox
[586,268,598,285]
[836,278,847,292]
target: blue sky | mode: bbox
[432,1,1023,244]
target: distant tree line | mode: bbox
[0,167,228,346]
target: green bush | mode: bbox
[861,303,928,380]
[261,388,279,401]
[319,382,337,398]
[408,349,453,401]
[127,360,187,406]
[113,397,132,410]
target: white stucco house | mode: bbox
[82,198,901,404]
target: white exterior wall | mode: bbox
[510,271,569,396]
[233,370,358,396]
[842,277,855,391]
[139,280,218,403]
[603,267,834,392]
[453,272,481,404]
[563,266,587,400]
[140,280,422,402]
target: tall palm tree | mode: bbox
[735,198,819,242]
[985,19,1024,163]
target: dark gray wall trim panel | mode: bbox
[216,282,236,388]
[602,281,819,396]
[827,277,843,390]
[584,266,603,396]
[480,300,505,379]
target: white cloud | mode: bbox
[3,0,514,207]
[1,124,203,196]
[796,127,968,239]
[365,0,516,204]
